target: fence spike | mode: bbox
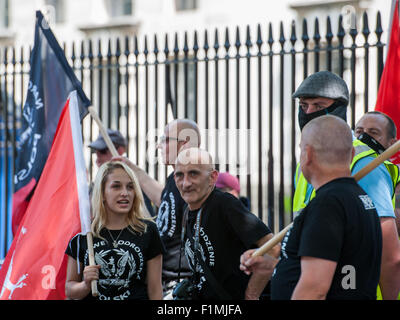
[116,38,121,58]
[245,25,252,49]
[71,41,76,62]
[326,16,333,42]
[124,36,130,57]
[193,30,199,53]
[88,39,93,60]
[183,31,189,53]
[301,18,309,45]
[268,23,274,48]
[375,11,383,40]
[225,27,231,51]
[279,21,285,45]
[214,28,220,52]
[290,20,297,45]
[107,38,112,58]
[164,33,169,56]
[134,35,139,57]
[313,17,321,44]
[80,40,85,61]
[337,14,345,40]
[143,35,149,57]
[204,29,209,52]
[235,26,241,48]
[256,24,263,49]
[154,34,159,55]
[173,32,179,55]
[362,11,370,39]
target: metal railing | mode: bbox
[0,11,388,257]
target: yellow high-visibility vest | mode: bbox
[292,139,400,300]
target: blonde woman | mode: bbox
[65,161,164,300]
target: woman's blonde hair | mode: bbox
[91,161,152,238]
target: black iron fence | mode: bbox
[0,11,388,252]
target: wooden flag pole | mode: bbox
[84,106,120,297]
[252,139,400,258]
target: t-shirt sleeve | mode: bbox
[298,195,345,262]
[145,221,166,260]
[352,157,395,218]
[65,233,84,262]
[222,193,272,248]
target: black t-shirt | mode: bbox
[156,173,191,281]
[184,189,272,300]
[271,177,382,300]
[65,220,165,300]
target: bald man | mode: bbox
[240,115,382,300]
[173,148,276,300]
[114,119,201,298]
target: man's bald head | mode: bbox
[301,115,353,166]
[174,148,218,210]
[175,147,214,171]
[167,119,201,148]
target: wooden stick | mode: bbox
[88,106,119,157]
[86,232,98,297]
[85,106,119,296]
[252,139,400,258]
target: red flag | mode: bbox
[375,0,400,163]
[0,91,91,300]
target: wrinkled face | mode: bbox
[355,114,394,149]
[103,168,135,216]
[299,97,335,114]
[157,124,186,165]
[174,162,217,209]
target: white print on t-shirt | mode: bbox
[358,195,376,210]
[280,228,292,259]
[184,226,215,291]
[88,240,144,300]
[156,192,177,237]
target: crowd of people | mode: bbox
[64,70,400,300]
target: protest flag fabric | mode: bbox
[0,91,91,300]
[375,0,400,163]
[12,11,90,236]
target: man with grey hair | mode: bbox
[114,119,201,298]
[173,147,277,300]
[241,115,382,300]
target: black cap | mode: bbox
[88,129,127,151]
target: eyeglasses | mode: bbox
[158,135,184,144]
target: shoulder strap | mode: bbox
[185,208,232,300]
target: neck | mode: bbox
[310,167,351,191]
[106,213,128,230]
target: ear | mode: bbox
[350,146,355,163]
[210,170,219,185]
[304,145,314,166]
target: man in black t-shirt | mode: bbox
[240,115,382,299]
[174,148,276,300]
[113,119,201,298]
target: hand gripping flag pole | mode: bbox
[252,139,400,258]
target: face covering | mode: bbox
[357,132,386,154]
[298,101,347,131]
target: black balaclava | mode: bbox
[298,100,347,131]
[358,132,386,154]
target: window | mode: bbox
[44,0,65,24]
[0,0,9,28]
[108,0,134,17]
[175,0,198,11]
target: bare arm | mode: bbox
[243,233,280,300]
[146,254,163,300]
[112,156,164,206]
[291,256,337,300]
[65,256,100,300]
[379,217,400,300]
